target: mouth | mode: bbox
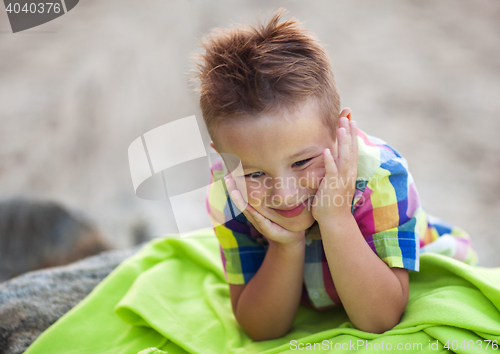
[269,197,311,218]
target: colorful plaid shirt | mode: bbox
[205,128,479,310]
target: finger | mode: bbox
[350,120,359,179]
[224,175,244,208]
[225,174,245,201]
[335,117,350,167]
[229,189,270,231]
[331,138,339,161]
[229,187,247,212]
[224,175,236,196]
[245,203,267,224]
[336,127,350,176]
[323,147,338,177]
[341,117,352,157]
[229,188,256,223]
[331,127,339,160]
[226,182,257,218]
[224,175,268,233]
[332,117,348,161]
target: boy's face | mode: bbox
[211,100,337,232]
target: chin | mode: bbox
[277,213,316,233]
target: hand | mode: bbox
[311,117,358,224]
[224,174,305,247]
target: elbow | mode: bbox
[242,327,288,342]
[375,315,403,334]
[354,318,399,335]
[352,307,406,334]
[247,333,275,342]
[246,329,288,342]
[356,321,398,335]
[244,326,269,342]
[238,316,290,342]
[234,306,293,341]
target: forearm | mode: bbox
[235,238,305,341]
[319,211,407,333]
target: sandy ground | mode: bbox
[1,0,499,266]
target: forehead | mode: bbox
[215,100,333,168]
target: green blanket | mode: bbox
[24,230,500,354]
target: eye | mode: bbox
[244,172,264,178]
[292,158,313,167]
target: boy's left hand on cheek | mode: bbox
[311,117,358,225]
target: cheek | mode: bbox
[298,166,325,190]
[245,182,265,204]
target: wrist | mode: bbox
[317,208,354,235]
[268,234,306,252]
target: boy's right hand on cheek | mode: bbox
[224,175,305,247]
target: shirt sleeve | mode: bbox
[352,154,426,272]
[205,161,268,284]
[422,215,479,266]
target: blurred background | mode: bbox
[1,0,499,277]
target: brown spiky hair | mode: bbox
[189,8,341,149]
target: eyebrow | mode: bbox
[243,145,318,170]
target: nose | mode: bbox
[268,176,300,207]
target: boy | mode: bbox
[192,8,478,340]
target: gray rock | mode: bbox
[0,245,144,354]
[0,198,111,282]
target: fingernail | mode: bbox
[339,127,346,136]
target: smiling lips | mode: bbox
[271,198,310,218]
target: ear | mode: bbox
[339,107,352,121]
[209,141,218,153]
